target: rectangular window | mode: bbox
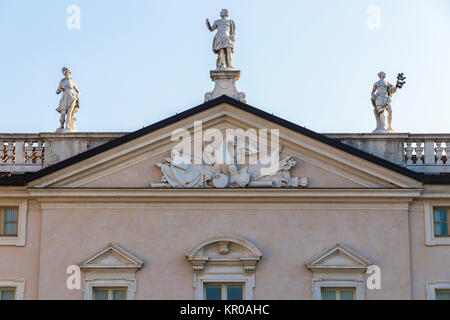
[436,289,450,300]
[0,288,16,300]
[0,208,18,236]
[433,208,449,237]
[205,283,244,300]
[321,287,355,300]
[93,287,127,300]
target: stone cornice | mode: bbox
[27,188,423,202]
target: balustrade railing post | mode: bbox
[424,140,435,165]
[5,143,14,164]
[435,143,445,165]
[14,140,25,164]
[24,142,34,164]
[415,143,424,165]
[34,142,44,164]
[445,142,450,165]
[405,142,414,165]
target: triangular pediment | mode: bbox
[305,243,371,270]
[80,243,143,270]
[27,96,423,190]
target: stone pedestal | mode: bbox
[326,133,409,164]
[372,107,393,133]
[204,69,246,103]
[56,128,77,133]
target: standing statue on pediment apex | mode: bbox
[206,9,236,70]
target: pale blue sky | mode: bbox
[0,0,449,133]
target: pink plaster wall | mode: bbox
[35,203,413,299]
[0,200,41,299]
[408,200,450,299]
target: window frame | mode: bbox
[424,202,450,245]
[312,279,365,300]
[84,279,137,300]
[321,287,356,300]
[426,280,450,300]
[433,207,449,237]
[436,289,450,300]
[0,207,19,236]
[0,201,27,246]
[0,287,17,300]
[0,279,25,300]
[93,286,128,300]
[194,274,255,300]
[204,282,245,301]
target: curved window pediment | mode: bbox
[186,235,262,300]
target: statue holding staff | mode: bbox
[371,71,406,132]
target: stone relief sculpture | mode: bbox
[206,8,236,70]
[204,9,246,103]
[56,67,80,132]
[371,71,406,133]
[151,137,307,189]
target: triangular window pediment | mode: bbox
[306,243,371,271]
[80,243,143,271]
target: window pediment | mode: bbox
[186,235,262,274]
[305,243,371,271]
[80,242,143,272]
[80,243,143,300]
[306,243,372,300]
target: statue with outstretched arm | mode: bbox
[206,9,236,70]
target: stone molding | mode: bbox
[186,235,262,300]
[306,243,372,300]
[186,235,262,275]
[305,243,372,271]
[80,242,143,271]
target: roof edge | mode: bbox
[0,95,445,185]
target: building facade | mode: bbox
[0,95,449,300]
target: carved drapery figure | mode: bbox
[371,71,405,133]
[206,9,236,70]
[56,67,80,132]
[151,137,307,189]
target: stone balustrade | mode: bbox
[402,135,449,173]
[1,134,46,173]
[1,132,449,175]
[324,133,450,174]
[0,133,126,173]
